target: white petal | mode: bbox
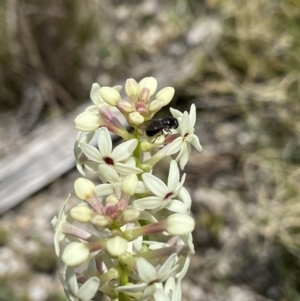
[146,242,168,249]
[98,164,120,183]
[85,105,98,113]
[166,136,183,156]
[170,107,183,118]
[191,134,202,151]
[113,85,122,92]
[179,187,191,209]
[142,173,167,198]
[123,157,138,168]
[154,289,170,301]
[180,112,190,136]
[77,277,100,301]
[165,200,188,213]
[137,257,157,283]
[160,264,179,282]
[173,281,182,301]
[54,231,62,256]
[136,181,150,193]
[57,194,70,221]
[76,162,86,177]
[98,127,112,157]
[175,173,186,195]
[143,284,156,299]
[65,266,78,295]
[90,83,103,105]
[180,233,195,254]
[84,257,97,276]
[189,103,196,128]
[167,161,179,192]
[166,137,182,156]
[157,253,177,280]
[175,142,187,162]
[133,236,143,252]
[84,161,98,171]
[112,139,138,161]
[175,256,190,280]
[179,153,189,170]
[133,196,164,210]
[139,211,158,223]
[179,144,191,169]
[114,162,143,175]
[116,283,147,292]
[95,183,114,196]
[58,269,76,300]
[164,277,176,296]
[81,143,103,163]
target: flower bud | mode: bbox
[139,77,157,96]
[156,87,175,106]
[140,163,152,172]
[148,99,163,113]
[128,112,144,125]
[125,78,140,97]
[106,194,119,205]
[140,140,153,152]
[100,87,121,106]
[74,112,101,131]
[121,174,138,196]
[62,242,90,266]
[91,214,112,227]
[166,214,195,235]
[74,178,96,200]
[152,134,165,145]
[118,100,134,113]
[106,236,128,257]
[70,204,92,223]
[122,208,140,223]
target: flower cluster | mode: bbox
[52,77,202,301]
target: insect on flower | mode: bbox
[144,116,178,139]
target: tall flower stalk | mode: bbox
[52,77,202,301]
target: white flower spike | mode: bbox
[53,77,201,301]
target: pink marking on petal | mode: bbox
[138,88,150,104]
[103,205,118,219]
[99,107,123,128]
[117,199,126,212]
[165,133,180,144]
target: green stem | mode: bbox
[119,292,128,301]
[118,263,130,301]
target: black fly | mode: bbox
[145,116,179,137]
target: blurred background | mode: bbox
[1,0,300,300]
